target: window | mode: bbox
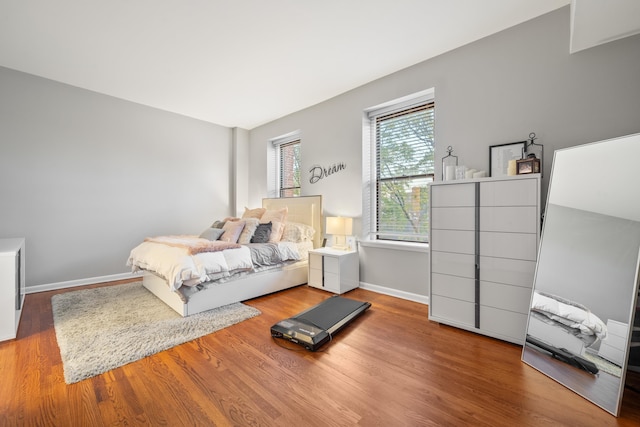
[272,132,301,197]
[278,140,301,197]
[366,91,435,243]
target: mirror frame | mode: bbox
[522,132,640,416]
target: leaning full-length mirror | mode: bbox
[522,133,640,416]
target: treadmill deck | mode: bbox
[270,295,371,351]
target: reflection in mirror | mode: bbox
[522,133,640,416]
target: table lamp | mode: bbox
[326,216,353,250]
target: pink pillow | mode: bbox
[268,221,285,243]
[242,207,266,219]
[238,218,260,244]
[220,220,245,243]
[261,207,288,224]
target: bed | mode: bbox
[527,291,608,356]
[127,195,323,316]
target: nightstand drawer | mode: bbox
[323,272,340,293]
[309,253,322,270]
[309,268,323,288]
[323,257,339,274]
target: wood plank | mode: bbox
[1,279,640,425]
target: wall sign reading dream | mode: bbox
[309,162,346,184]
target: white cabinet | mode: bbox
[429,175,540,344]
[0,238,25,341]
[308,248,359,294]
[599,319,628,366]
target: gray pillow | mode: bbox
[199,228,225,241]
[211,220,226,229]
[251,222,272,243]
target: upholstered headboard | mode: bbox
[262,195,323,248]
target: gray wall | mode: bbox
[247,7,640,299]
[0,67,234,288]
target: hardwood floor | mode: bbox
[2,280,640,426]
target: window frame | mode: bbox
[364,89,435,245]
[271,131,301,198]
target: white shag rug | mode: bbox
[52,281,261,384]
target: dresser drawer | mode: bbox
[480,206,538,233]
[480,232,537,261]
[480,281,532,314]
[479,256,536,288]
[430,230,475,254]
[431,207,475,230]
[480,306,528,343]
[480,179,537,207]
[431,273,475,302]
[431,251,475,278]
[429,295,475,327]
[431,183,475,207]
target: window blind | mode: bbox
[373,102,434,243]
[279,140,301,197]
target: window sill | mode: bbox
[358,239,429,253]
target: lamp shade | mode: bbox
[326,217,353,235]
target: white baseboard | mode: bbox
[359,281,429,305]
[26,272,140,294]
[26,275,429,306]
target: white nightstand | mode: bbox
[308,247,359,294]
[599,319,629,366]
[0,238,25,342]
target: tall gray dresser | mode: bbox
[428,175,540,344]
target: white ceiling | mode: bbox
[0,1,577,129]
[570,0,640,53]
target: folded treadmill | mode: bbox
[270,295,371,351]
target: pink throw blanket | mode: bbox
[144,235,241,255]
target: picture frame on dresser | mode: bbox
[489,141,526,177]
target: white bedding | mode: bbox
[127,237,310,291]
[531,292,608,340]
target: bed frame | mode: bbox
[142,195,323,316]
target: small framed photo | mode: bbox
[516,158,541,175]
[489,141,526,177]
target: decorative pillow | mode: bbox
[268,220,285,243]
[251,222,272,243]
[281,222,316,243]
[211,220,226,229]
[237,218,260,244]
[220,220,246,243]
[242,207,266,219]
[260,207,288,224]
[199,228,225,241]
